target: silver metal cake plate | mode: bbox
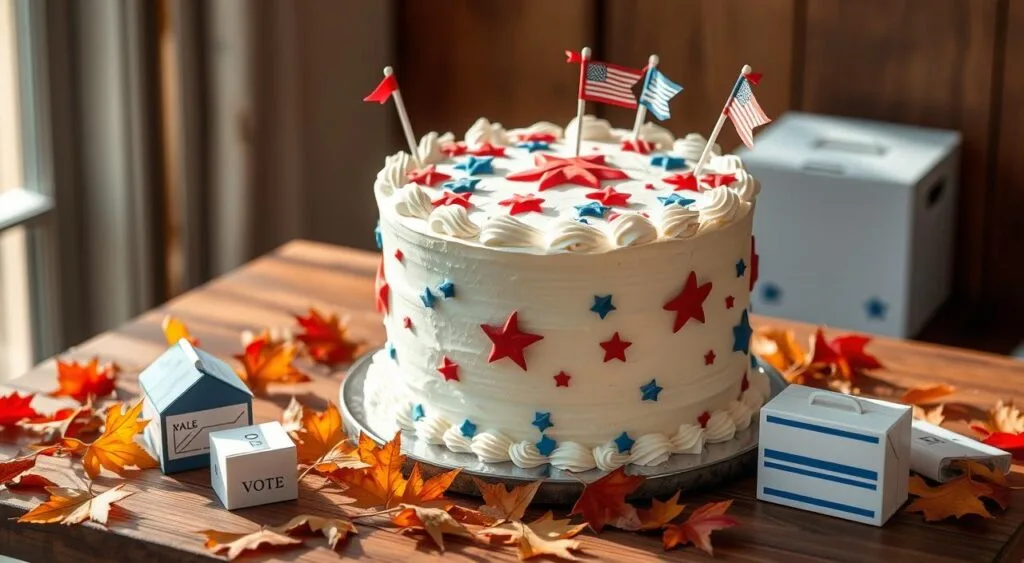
[340,350,786,504]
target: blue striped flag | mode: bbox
[639,68,684,121]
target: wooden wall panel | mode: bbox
[801,0,1001,305]
[602,0,798,150]
[396,1,597,137]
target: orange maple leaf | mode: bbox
[906,474,994,521]
[900,384,956,406]
[234,338,311,396]
[162,315,199,347]
[63,401,159,480]
[0,391,40,427]
[473,478,543,522]
[751,327,806,374]
[18,483,133,525]
[199,527,304,560]
[401,463,461,506]
[570,467,645,532]
[662,500,738,554]
[392,505,476,552]
[637,490,686,531]
[289,401,365,474]
[50,358,117,404]
[294,308,363,367]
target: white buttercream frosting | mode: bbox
[659,205,701,239]
[637,122,675,148]
[592,442,630,471]
[547,219,610,253]
[442,425,474,453]
[374,151,414,196]
[550,442,598,472]
[415,415,450,445]
[418,131,455,165]
[670,424,706,455]
[697,186,747,234]
[465,117,508,147]
[393,184,433,219]
[705,411,737,443]
[565,115,616,143]
[610,213,658,247]
[673,133,720,162]
[630,433,673,466]
[509,121,564,141]
[428,206,480,238]
[470,431,514,463]
[480,215,544,248]
[395,403,416,432]
[727,400,754,431]
[508,441,548,469]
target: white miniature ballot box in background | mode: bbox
[757,384,912,526]
[735,112,960,337]
[209,421,298,510]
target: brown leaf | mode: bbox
[901,384,956,406]
[5,473,58,492]
[67,401,159,479]
[446,504,499,526]
[234,338,311,396]
[199,527,303,560]
[18,484,133,525]
[906,474,993,521]
[473,478,543,522]
[392,505,476,552]
[0,455,36,484]
[290,401,365,473]
[517,521,583,561]
[637,490,686,531]
[570,467,645,532]
[272,514,357,550]
[480,512,587,546]
[662,500,737,554]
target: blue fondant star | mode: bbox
[517,140,550,153]
[460,419,477,438]
[575,201,610,219]
[420,287,436,308]
[640,379,663,402]
[865,296,888,320]
[732,310,753,354]
[443,177,481,194]
[614,431,635,454]
[374,222,383,249]
[386,341,397,361]
[454,155,494,175]
[411,404,425,421]
[590,295,616,319]
[532,412,553,432]
[736,259,747,277]
[536,434,557,456]
[438,279,456,299]
[650,154,686,171]
[657,193,696,207]
[761,283,782,304]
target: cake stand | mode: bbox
[340,351,786,503]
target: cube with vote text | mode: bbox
[209,421,298,510]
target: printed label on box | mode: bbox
[166,403,250,461]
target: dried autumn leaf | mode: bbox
[829,334,884,373]
[751,327,806,374]
[480,512,587,546]
[400,462,461,506]
[473,478,542,522]
[234,338,311,396]
[393,505,476,552]
[977,431,1024,462]
[281,396,303,432]
[0,391,40,427]
[18,483,133,525]
[637,490,686,531]
[272,514,357,550]
[954,460,1011,509]
[199,527,304,560]
[900,384,956,406]
[977,400,1024,435]
[291,401,364,473]
[294,308,363,367]
[19,405,103,440]
[5,473,58,491]
[51,358,117,404]
[662,500,738,555]
[446,504,499,526]
[518,521,583,561]
[913,404,946,426]
[161,315,199,347]
[906,474,993,521]
[65,401,159,479]
[329,431,406,508]
[570,467,645,532]
[0,455,36,484]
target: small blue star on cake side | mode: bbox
[438,279,456,299]
[420,287,436,308]
[590,294,616,319]
[657,193,696,207]
[374,222,382,249]
[411,404,425,421]
[536,435,557,456]
[640,379,663,402]
[576,201,610,219]
[532,412,553,432]
[614,431,635,453]
[732,310,753,354]
[460,419,477,438]
[443,177,481,194]
[735,259,747,277]
[454,155,494,175]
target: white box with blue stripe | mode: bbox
[757,384,911,526]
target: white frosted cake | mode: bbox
[360,115,771,473]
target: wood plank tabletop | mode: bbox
[2,239,1024,562]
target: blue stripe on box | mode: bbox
[765,415,879,444]
[762,487,876,518]
[763,461,877,490]
[763,449,878,481]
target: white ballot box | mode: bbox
[757,385,912,526]
[911,419,1010,482]
[209,421,298,510]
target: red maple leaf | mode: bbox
[830,334,883,371]
[570,467,645,532]
[50,358,117,404]
[506,154,628,191]
[294,308,363,367]
[973,429,1024,461]
[0,392,39,427]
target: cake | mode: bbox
[360,115,771,473]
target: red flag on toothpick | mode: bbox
[363,66,422,168]
[363,74,398,104]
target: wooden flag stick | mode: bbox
[631,54,659,140]
[384,66,423,169]
[573,46,592,157]
[693,64,751,176]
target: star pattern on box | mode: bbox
[506,153,629,191]
[441,142,468,157]
[553,371,571,387]
[650,154,686,171]
[663,271,712,332]
[443,177,481,194]
[761,282,782,304]
[704,350,716,365]
[437,355,460,381]
[481,311,544,371]
[532,412,553,432]
[732,310,753,354]
[576,201,610,219]
[517,140,550,153]
[640,379,662,402]
[657,193,696,207]
[460,419,477,438]
[590,294,616,319]
[865,297,888,320]
[454,155,494,175]
[600,332,632,363]
[375,260,389,314]
[412,404,425,421]
[498,193,544,216]
[735,259,747,277]
[420,287,436,308]
[586,186,631,207]
[468,142,506,157]
[536,434,557,456]
[614,431,634,453]
[432,191,472,209]
[407,165,451,187]
[438,279,455,299]
[620,138,655,154]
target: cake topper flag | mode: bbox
[364,66,423,168]
[694,65,771,176]
[565,47,645,156]
[631,54,684,138]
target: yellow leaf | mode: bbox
[18,484,133,525]
[199,527,303,560]
[473,478,543,522]
[272,514,357,550]
[636,490,686,531]
[75,401,158,479]
[751,327,806,373]
[290,401,365,473]
[401,462,461,506]
[392,505,475,552]
[517,521,583,561]
[161,315,198,347]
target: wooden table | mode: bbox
[2,240,1023,562]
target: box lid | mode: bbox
[211,421,293,459]
[139,339,253,413]
[765,384,909,434]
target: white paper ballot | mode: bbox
[911,419,1011,482]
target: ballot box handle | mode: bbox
[808,392,863,414]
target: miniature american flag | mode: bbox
[726,76,771,149]
[580,61,645,109]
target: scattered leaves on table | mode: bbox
[906,461,1012,521]
[975,400,1024,435]
[0,455,36,484]
[517,521,583,561]
[900,384,956,406]
[5,473,58,492]
[289,401,366,474]
[18,483,133,526]
[570,466,645,532]
[294,308,363,367]
[480,512,587,546]
[161,315,199,347]
[63,401,158,479]
[752,327,886,391]
[913,404,946,426]
[473,477,542,522]
[636,490,686,531]
[19,404,103,441]
[0,391,40,427]
[662,500,738,555]
[234,337,311,396]
[50,358,118,404]
[392,505,476,552]
[972,428,1024,462]
[199,527,304,560]
[272,514,357,550]
[281,396,303,433]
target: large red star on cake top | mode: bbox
[468,142,507,157]
[620,138,655,154]
[498,193,545,216]
[506,154,629,191]
[586,186,631,207]
[481,311,544,371]
[600,332,632,362]
[432,191,472,209]
[407,165,451,187]
[374,259,389,314]
[663,271,712,333]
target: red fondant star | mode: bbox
[586,186,631,207]
[663,172,700,192]
[750,236,759,291]
[704,173,737,187]
[663,271,713,333]
[374,260,389,315]
[394,249,404,263]
[481,311,544,371]
[469,142,506,157]
[506,154,629,191]
[620,138,655,154]
[407,165,451,187]
[403,316,413,330]
[741,373,750,391]
[554,371,571,387]
[698,411,711,428]
[644,183,656,190]
[518,132,556,143]
[437,355,460,381]
[432,191,472,209]
[600,332,632,363]
[704,350,716,365]
[725,295,735,309]
[441,142,468,157]
[498,193,545,216]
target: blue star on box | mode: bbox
[454,155,494,175]
[420,287,436,308]
[536,435,557,456]
[732,310,753,354]
[443,177,481,194]
[650,154,686,171]
[532,412,553,432]
[374,222,383,249]
[517,140,550,153]
[385,341,397,361]
[657,193,696,207]
[576,201,609,219]
[460,419,477,438]
[411,404,425,421]
[761,283,782,304]
[614,431,635,453]
[865,296,888,320]
[438,279,456,299]
[735,259,747,277]
[590,295,616,319]
[640,379,662,402]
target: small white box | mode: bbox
[757,385,911,526]
[209,421,298,510]
[911,419,1011,483]
[737,112,960,337]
